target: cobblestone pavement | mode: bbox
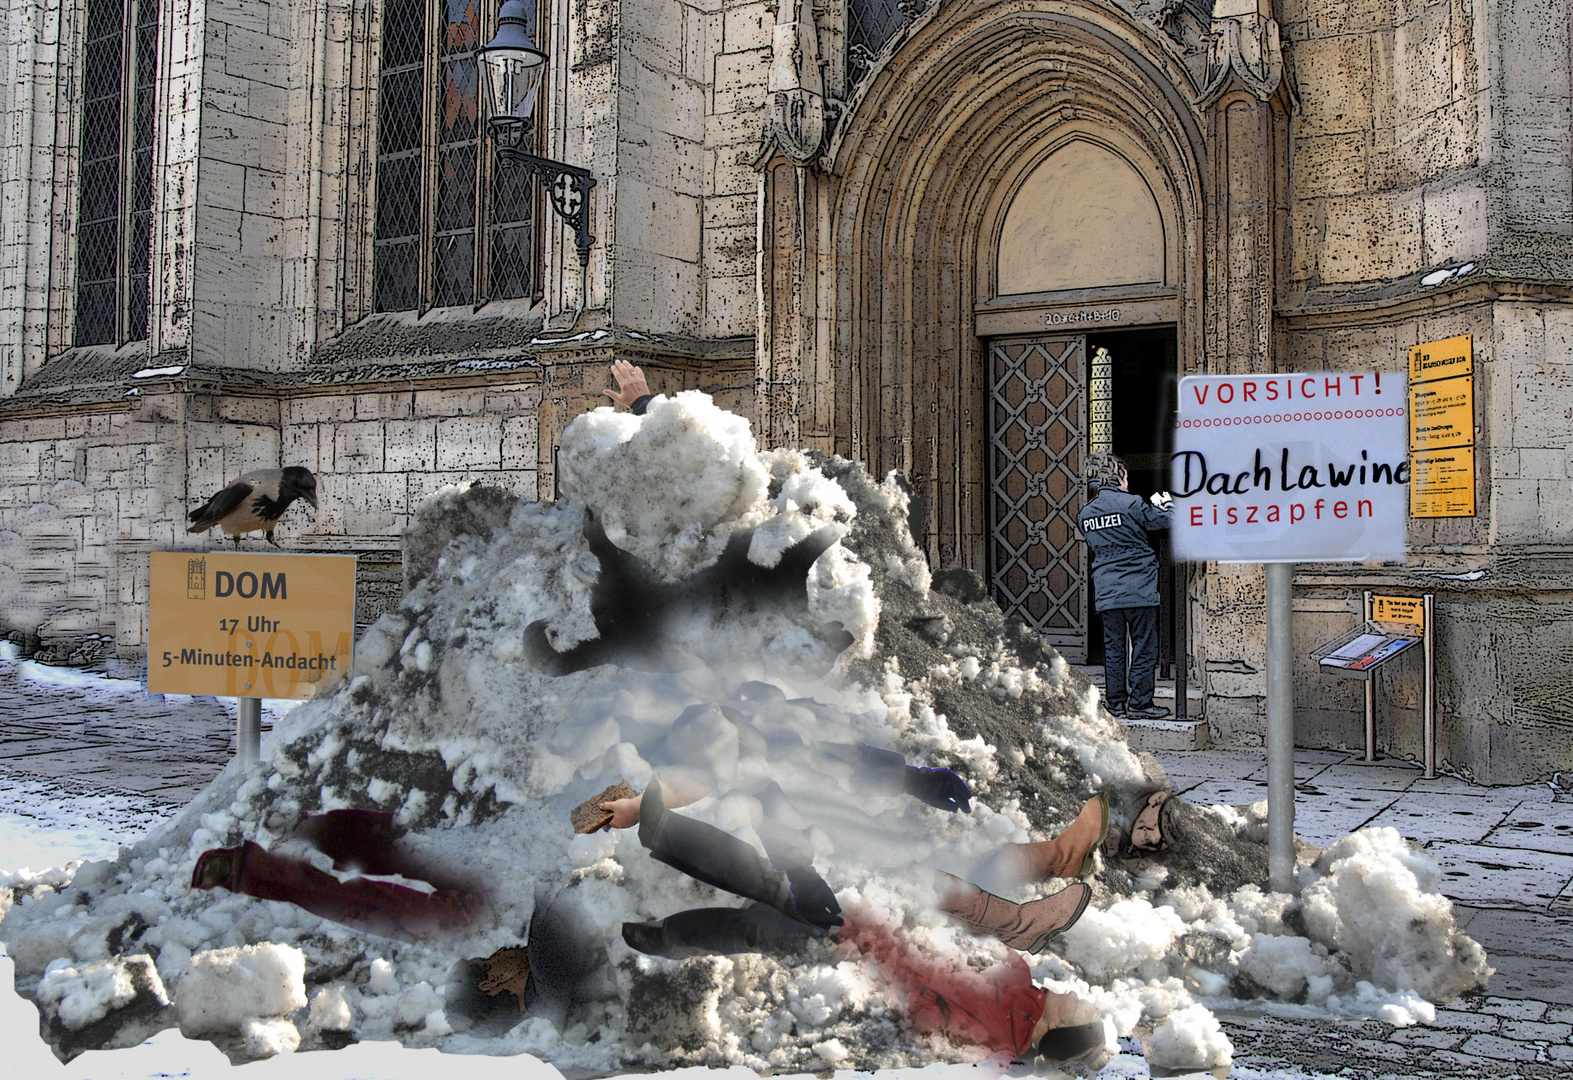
[4,661,1573,1076]
[0,657,243,804]
[1166,747,1573,1076]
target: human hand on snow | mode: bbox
[1150,491,1173,510]
[601,769,711,829]
[603,359,650,408]
[599,793,643,830]
[904,765,973,813]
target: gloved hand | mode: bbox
[1150,491,1173,511]
[785,865,844,930]
[903,765,973,812]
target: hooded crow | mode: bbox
[187,466,320,548]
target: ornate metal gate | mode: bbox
[987,337,1088,660]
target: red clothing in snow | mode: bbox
[837,909,1047,1060]
[191,840,486,942]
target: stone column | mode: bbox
[754,0,829,451]
[1197,0,1298,740]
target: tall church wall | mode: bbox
[607,0,767,338]
[1267,1,1573,781]
[190,0,296,371]
[1279,0,1487,289]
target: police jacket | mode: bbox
[1076,488,1171,611]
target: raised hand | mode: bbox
[602,359,650,408]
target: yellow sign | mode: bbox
[1408,334,1473,384]
[1371,594,1426,632]
[1408,335,1476,518]
[1409,376,1474,451]
[1409,447,1476,518]
[148,552,357,698]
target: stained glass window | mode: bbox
[374,0,539,313]
[74,0,159,347]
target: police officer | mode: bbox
[1077,453,1172,720]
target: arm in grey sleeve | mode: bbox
[1139,500,1172,531]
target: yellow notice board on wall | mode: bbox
[148,552,357,698]
[1408,335,1476,518]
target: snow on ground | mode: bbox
[0,393,1483,1078]
[0,767,181,876]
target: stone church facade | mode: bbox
[2,0,1571,782]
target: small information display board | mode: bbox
[148,552,357,699]
[1312,591,1436,775]
[1313,626,1419,677]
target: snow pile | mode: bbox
[1300,827,1489,1004]
[0,391,1488,1073]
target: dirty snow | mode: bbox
[1,391,1486,1077]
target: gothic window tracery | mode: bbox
[374,0,538,314]
[74,0,159,347]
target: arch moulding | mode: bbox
[757,0,1209,571]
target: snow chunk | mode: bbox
[1060,898,1185,982]
[37,955,166,1030]
[241,1015,301,1057]
[175,943,307,1036]
[306,985,354,1034]
[1236,932,1338,1001]
[1145,1002,1233,1074]
[807,545,880,658]
[1300,828,1491,1002]
[368,956,399,996]
[557,392,770,579]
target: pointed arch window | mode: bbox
[374,0,539,314]
[74,0,160,346]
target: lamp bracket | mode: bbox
[496,148,597,268]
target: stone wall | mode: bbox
[1,0,68,395]
[606,0,766,337]
[1279,0,1484,287]
[1272,287,1573,783]
[1280,0,1573,289]
[191,0,295,371]
[0,349,753,663]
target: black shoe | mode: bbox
[1104,703,1127,720]
[1125,704,1172,720]
[621,921,669,957]
[785,865,843,929]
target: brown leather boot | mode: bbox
[1005,795,1110,882]
[936,873,1091,953]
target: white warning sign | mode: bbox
[1171,372,1409,564]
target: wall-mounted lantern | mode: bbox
[478,0,597,268]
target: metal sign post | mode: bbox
[238,697,263,768]
[1266,562,1295,894]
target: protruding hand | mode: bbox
[903,765,973,813]
[603,360,650,408]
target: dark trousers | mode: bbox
[1101,605,1158,711]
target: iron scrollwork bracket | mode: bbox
[496,146,598,269]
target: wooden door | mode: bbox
[987,336,1088,660]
